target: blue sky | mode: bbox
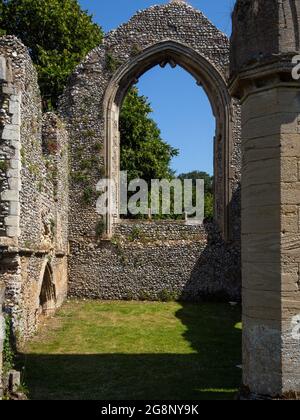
[79,1,234,175]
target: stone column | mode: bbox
[0,55,22,241]
[230,0,300,398]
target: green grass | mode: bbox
[20,301,242,400]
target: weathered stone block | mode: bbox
[7,169,20,179]
[8,177,21,191]
[282,183,300,205]
[0,56,6,81]
[10,141,21,151]
[243,183,279,209]
[282,157,298,183]
[242,316,282,397]
[1,190,18,202]
[243,143,280,164]
[9,202,20,217]
[9,100,20,115]
[2,125,20,141]
[242,262,281,292]
[8,370,21,393]
[4,215,19,228]
[242,233,280,264]
[281,134,300,157]
[281,205,299,233]
[6,226,21,238]
[281,233,300,261]
[10,159,21,171]
[242,159,280,187]
[243,288,281,317]
[242,205,280,234]
[2,86,16,95]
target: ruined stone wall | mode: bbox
[61,2,242,301]
[0,37,69,343]
[0,281,5,399]
[69,221,240,301]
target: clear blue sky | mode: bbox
[79,1,234,175]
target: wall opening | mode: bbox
[39,263,56,317]
[119,64,215,222]
[104,41,233,240]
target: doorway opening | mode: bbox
[39,263,56,316]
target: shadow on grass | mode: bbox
[20,303,242,401]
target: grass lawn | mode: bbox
[20,301,242,400]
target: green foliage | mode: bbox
[128,226,142,242]
[120,87,178,184]
[105,50,121,73]
[71,151,103,204]
[3,316,14,375]
[28,163,40,177]
[179,171,213,195]
[123,291,135,301]
[138,290,154,302]
[93,142,103,153]
[95,219,105,237]
[204,192,214,221]
[20,147,26,165]
[0,0,5,36]
[131,44,142,57]
[0,160,9,172]
[120,89,214,220]
[0,0,103,109]
[71,171,88,184]
[49,218,56,235]
[82,186,94,205]
[158,289,180,302]
[179,171,214,220]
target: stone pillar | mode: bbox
[0,282,5,400]
[230,0,300,398]
[0,55,22,241]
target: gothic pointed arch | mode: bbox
[60,2,241,241]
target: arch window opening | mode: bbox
[39,264,56,317]
[119,63,215,222]
[104,41,233,240]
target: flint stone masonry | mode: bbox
[0,282,5,399]
[1,0,300,400]
[69,222,241,301]
[0,37,69,344]
[60,1,242,303]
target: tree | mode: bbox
[0,0,103,109]
[120,87,179,183]
[179,171,214,220]
[0,3,4,36]
[178,171,213,195]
